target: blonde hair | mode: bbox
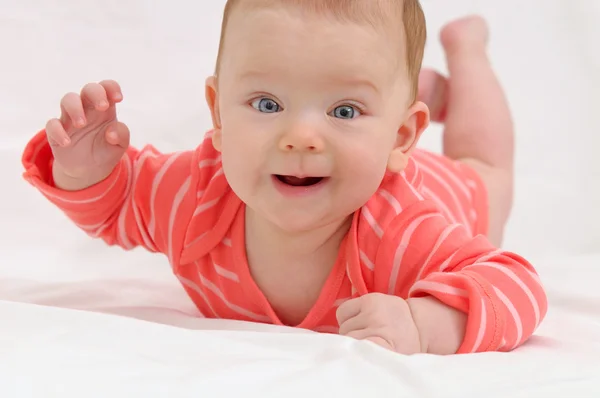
[215,0,426,100]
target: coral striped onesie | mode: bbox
[22,129,547,354]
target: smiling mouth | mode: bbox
[274,175,325,187]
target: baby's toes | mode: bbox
[440,15,489,54]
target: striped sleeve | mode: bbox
[375,200,548,354]
[21,129,204,263]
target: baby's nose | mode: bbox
[278,127,324,153]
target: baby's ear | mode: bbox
[205,75,223,152]
[387,101,430,172]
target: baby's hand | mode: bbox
[337,293,422,355]
[45,80,129,191]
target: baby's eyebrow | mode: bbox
[236,69,381,97]
[238,70,271,81]
[328,76,380,95]
[309,73,383,100]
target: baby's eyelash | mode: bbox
[350,103,366,113]
[251,97,282,113]
[328,103,366,120]
[339,102,366,112]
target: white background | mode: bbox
[0,0,599,397]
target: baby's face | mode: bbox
[208,6,421,233]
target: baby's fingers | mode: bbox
[60,92,86,128]
[364,336,395,352]
[80,83,110,111]
[104,121,130,149]
[46,118,71,147]
[99,79,123,103]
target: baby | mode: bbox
[22,0,547,355]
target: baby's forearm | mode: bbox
[407,296,467,355]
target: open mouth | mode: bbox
[274,175,325,187]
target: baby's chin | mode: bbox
[259,205,353,235]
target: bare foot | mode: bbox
[417,16,490,123]
[440,15,489,55]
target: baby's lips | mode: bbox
[276,175,326,187]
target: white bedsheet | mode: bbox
[1,0,599,396]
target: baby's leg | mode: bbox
[420,16,514,246]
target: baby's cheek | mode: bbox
[347,145,389,175]
[220,142,251,181]
[343,152,387,193]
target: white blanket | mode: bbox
[1,0,599,396]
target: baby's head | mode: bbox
[216,0,427,100]
[205,0,430,233]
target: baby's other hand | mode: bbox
[337,293,422,355]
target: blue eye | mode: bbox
[251,98,281,113]
[331,105,360,119]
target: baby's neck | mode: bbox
[244,209,352,269]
